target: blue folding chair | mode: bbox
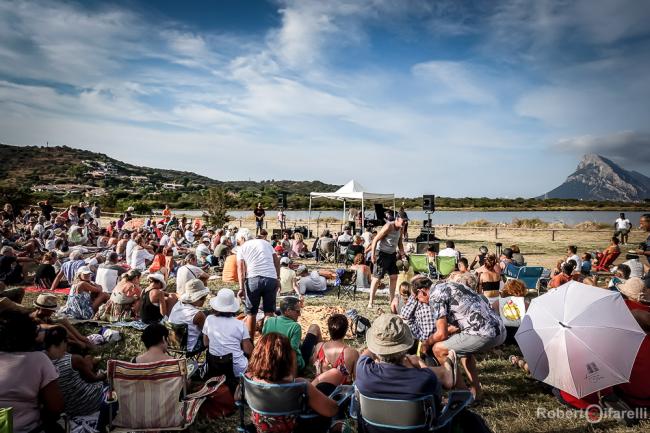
[350,387,473,432]
[237,376,353,432]
[504,266,544,294]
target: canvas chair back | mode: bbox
[515,266,544,289]
[408,254,430,274]
[354,390,435,430]
[435,256,456,277]
[595,251,620,271]
[242,376,309,416]
[107,359,187,431]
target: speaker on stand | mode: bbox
[418,194,438,244]
[277,192,288,209]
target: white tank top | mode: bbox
[169,302,201,351]
[377,223,400,254]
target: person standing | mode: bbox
[368,212,407,308]
[277,208,286,231]
[615,213,632,245]
[635,214,650,268]
[253,203,265,236]
[236,228,280,339]
[398,206,409,241]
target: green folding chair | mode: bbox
[435,256,456,278]
[0,408,12,433]
[408,254,431,275]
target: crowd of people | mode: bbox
[1,200,649,433]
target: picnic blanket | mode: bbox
[24,286,70,295]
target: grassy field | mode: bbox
[15,227,650,433]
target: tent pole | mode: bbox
[342,199,346,232]
[361,197,365,231]
[308,195,312,239]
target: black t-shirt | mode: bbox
[253,208,265,220]
[40,204,53,219]
[35,263,56,283]
[0,255,17,276]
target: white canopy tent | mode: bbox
[308,180,395,238]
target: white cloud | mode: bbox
[554,131,650,167]
[411,61,498,106]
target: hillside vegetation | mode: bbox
[1,143,647,212]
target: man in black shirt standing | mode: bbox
[38,200,54,220]
[253,203,265,236]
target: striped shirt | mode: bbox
[52,354,104,417]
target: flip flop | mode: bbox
[445,349,458,388]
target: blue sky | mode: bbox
[1,0,649,197]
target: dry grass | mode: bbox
[14,227,650,432]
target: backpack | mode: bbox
[346,309,371,338]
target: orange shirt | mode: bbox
[222,255,238,283]
[148,254,166,273]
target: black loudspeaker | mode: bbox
[422,195,435,212]
[277,192,287,208]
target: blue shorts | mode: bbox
[256,220,264,228]
[244,276,277,315]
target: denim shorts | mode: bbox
[244,276,277,315]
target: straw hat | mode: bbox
[618,278,650,304]
[366,314,414,356]
[126,206,135,212]
[209,289,240,313]
[33,293,58,310]
[180,279,210,303]
[148,272,167,289]
[280,257,291,265]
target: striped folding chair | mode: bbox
[107,359,224,432]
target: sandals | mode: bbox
[445,350,458,389]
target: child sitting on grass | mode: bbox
[391,281,414,315]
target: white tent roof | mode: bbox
[310,179,394,201]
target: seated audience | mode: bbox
[203,289,253,378]
[391,281,412,315]
[147,244,169,278]
[438,240,460,261]
[289,232,309,258]
[457,257,470,273]
[44,327,105,417]
[262,297,321,373]
[476,254,501,298]
[399,278,437,348]
[312,314,360,388]
[34,252,58,289]
[97,269,142,322]
[355,314,459,433]
[548,262,575,289]
[59,266,109,320]
[96,252,126,294]
[581,252,592,275]
[499,248,514,271]
[0,311,64,433]
[222,250,239,283]
[511,244,525,266]
[296,265,328,294]
[176,253,208,296]
[245,333,338,433]
[50,249,86,290]
[469,245,489,270]
[564,245,582,270]
[279,257,300,297]
[213,236,232,264]
[30,294,93,350]
[169,279,209,352]
[135,323,174,363]
[0,246,34,285]
[140,273,176,324]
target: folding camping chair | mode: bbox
[435,256,456,279]
[594,251,620,272]
[350,387,473,432]
[335,268,357,300]
[337,241,351,264]
[504,266,544,295]
[165,322,206,361]
[106,359,224,432]
[408,254,432,276]
[317,238,337,263]
[237,376,353,433]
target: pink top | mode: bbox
[0,351,59,433]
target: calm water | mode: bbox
[164,210,647,226]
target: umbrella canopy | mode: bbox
[515,281,646,398]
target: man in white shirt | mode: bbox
[277,209,286,231]
[159,231,171,247]
[438,240,461,261]
[195,237,212,263]
[125,233,137,266]
[337,228,353,244]
[279,257,299,297]
[614,213,631,245]
[184,226,195,244]
[564,245,582,270]
[236,228,280,339]
[175,253,208,296]
[361,228,372,248]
